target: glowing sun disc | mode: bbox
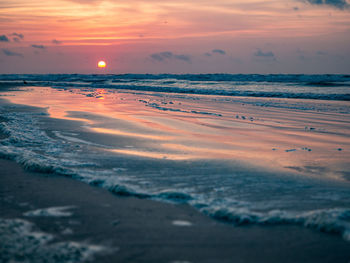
[98,60,106,68]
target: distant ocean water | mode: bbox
[0,74,349,100]
[1,74,350,242]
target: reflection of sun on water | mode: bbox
[98,60,106,68]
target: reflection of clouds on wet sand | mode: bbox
[2,86,350,182]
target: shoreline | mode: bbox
[1,125,350,262]
[2,158,350,263]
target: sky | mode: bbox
[0,0,350,74]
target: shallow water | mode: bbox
[0,79,350,241]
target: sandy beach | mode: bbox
[2,158,350,263]
[1,83,350,262]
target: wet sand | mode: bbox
[2,157,350,263]
[1,86,349,181]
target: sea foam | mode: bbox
[201,206,350,241]
[0,218,108,263]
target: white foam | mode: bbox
[172,220,193,227]
[24,206,76,217]
[203,206,350,242]
[53,131,100,146]
[0,110,97,176]
[0,218,108,262]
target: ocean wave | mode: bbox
[201,206,350,241]
[0,111,94,177]
[1,74,349,101]
[108,184,150,198]
[1,81,348,101]
[155,190,193,202]
[1,73,350,83]
[104,84,350,100]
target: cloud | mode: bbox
[31,44,46,49]
[11,33,24,42]
[0,35,9,42]
[212,49,226,55]
[304,0,350,10]
[11,33,24,39]
[150,51,191,63]
[254,49,276,61]
[52,39,62,45]
[2,48,23,57]
[63,0,103,4]
[254,49,275,58]
[205,49,227,57]
[151,51,173,61]
[174,54,191,62]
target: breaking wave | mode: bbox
[1,74,349,101]
[200,206,350,241]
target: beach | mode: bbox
[2,0,350,260]
[1,75,350,262]
[2,157,350,263]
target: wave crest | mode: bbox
[203,207,350,241]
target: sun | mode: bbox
[98,60,106,68]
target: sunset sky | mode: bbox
[1,0,350,74]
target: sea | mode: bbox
[1,74,350,241]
